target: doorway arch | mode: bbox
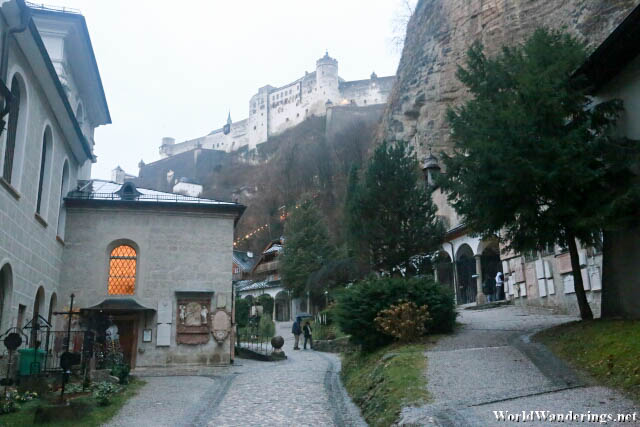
[456,244,476,304]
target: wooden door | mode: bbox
[114,317,137,368]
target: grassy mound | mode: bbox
[341,343,430,426]
[535,319,640,402]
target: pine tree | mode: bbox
[280,197,335,300]
[441,28,640,320]
[346,140,444,273]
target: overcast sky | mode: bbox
[48,0,409,179]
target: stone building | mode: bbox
[159,52,395,156]
[578,4,640,318]
[236,239,304,323]
[61,180,244,367]
[0,0,110,340]
[0,1,244,371]
[412,1,640,315]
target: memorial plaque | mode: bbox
[556,253,572,274]
[547,275,556,295]
[563,274,575,294]
[535,260,545,280]
[581,268,590,291]
[588,266,602,291]
[157,300,172,324]
[157,323,171,346]
[537,278,547,297]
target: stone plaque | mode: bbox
[514,262,525,283]
[589,266,602,291]
[537,278,547,297]
[216,293,228,309]
[157,300,172,324]
[525,264,536,287]
[556,253,572,274]
[535,260,545,280]
[211,309,231,343]
[547,276,556,295]
[563,274,575,294]
[157,323,171,346]
[581,268,591,291]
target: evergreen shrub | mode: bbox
[235,298,250,328]
[335,276,456,350]
[258,316,276,338]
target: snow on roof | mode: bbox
[237,279,283,292]
[264,244,283,255]
[66,179,240,206]
[233,251,256,272]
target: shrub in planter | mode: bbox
[335,276,456,350]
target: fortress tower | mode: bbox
[315,52,340,108]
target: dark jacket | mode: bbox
[292,321,302,335]
[303,324,312,337]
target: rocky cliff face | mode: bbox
[381,0,640,157]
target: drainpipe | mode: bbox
[0,2,30,135]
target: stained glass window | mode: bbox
[108,245,137,295]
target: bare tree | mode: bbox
[390,0,417,54]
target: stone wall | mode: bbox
[137,148,232,194]
[60,204,236,366]
[325,104,386,141]
[381,0,640,157]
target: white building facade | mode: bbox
[0,1,110,335]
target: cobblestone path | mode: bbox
[400,305,639,426]
[106,321,365,427]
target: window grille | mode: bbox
[108,245,137,295]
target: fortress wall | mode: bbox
[325,104,386,141]
[340,76,395,107]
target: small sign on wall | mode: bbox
[143,329,152,343]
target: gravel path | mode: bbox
[105,321,365,427]
[400,305,639,426]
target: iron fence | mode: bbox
[236,325,273,356]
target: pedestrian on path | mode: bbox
[482,278,494,302]
[495,271,504,301]
[292,318,302,350]
[303,321,313,350]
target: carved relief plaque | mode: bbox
[176,293,212,345]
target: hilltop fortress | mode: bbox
[158,52,395,157]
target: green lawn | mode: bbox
[0,378,145,426]
[341,342,431,426]
[535,319,640,402]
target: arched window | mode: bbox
[56,160,69,238]
[36,127,52,214]
[0,263,12,331]
[2,75,22,183]
[108,245,137,295]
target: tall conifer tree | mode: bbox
[441,29,640,319]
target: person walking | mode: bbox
[483,278,495,303]
[292,318,302,350]
[495,271,504,301]
[303,321,313,350]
